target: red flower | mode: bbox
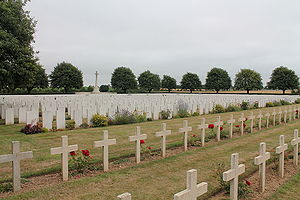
[208,124,215,129]
[192,134,196,137]
[70,151,76,156]
[235,125,240,128]
[140,140,145,144]
[245,180,251,186]
[243,123,247,128]
[220,126,223,131]
[81,150,90,156]
[147,146,152,150]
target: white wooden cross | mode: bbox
[198,118,208,146]
[117,192,132,200]
[94,130,117,171]
[283,110,287,123]
[129,127,147,163]
[238,113,246,136]
[173,169,208,200]
[50,135,78,181]
[291,129,300,166]
[155,123,171,157]
[0,141,33,192]
[254,142,270,192]
[227,114,236,139]
[293,107,297,120]
[257,111,263,130]
[248,112,255,133]
[223,153,245,200]
[179,120,192,151]
[272,109,277,126]
[289,108,292,122]
[297,107,300,119]
[214,116,224,141]
[265,113,270,128]
[278,109,282,124]
[275,135,288,178]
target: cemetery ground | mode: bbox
[0,105,299,199]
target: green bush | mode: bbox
[273,101,282,107]
[177,109,190,118]
[80,122,90,128]
[134,113,147,123]
[192,112,200,116]
[160,110,171,119]
[110,110,136,125]
[266,102,274,107]
[212,104,226,113]
[14,88,27,94]
[241,101,249,110]
[295,99,300,104]
[280,100,292,105]
[225,105,242,112]
[66,120,76,129]
[100,85,109,92]
[251,102,259,109]
[91,114,108,127]
[41,128,49,133]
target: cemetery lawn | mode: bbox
[0,105,299,199]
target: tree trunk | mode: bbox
[283,90,286,94]
[247,90,250,94]
[168,89,171,93]
[216,90,219,94]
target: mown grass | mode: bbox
[0,105,299,199]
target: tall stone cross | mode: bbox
[95,71,99,87]
[117,192,132,200]
[50,135,78,181]
[265,113,270,128]
[227,114,236,139]
[173,169,208,200]
[254,142,270,192]
[94,130,117,171]
[0,141,33,192]
[257,111,263,130]
[291,129,300,166]
[179,120,192,151]
[283,110,287,123]
[214,116,223,141]
[198,118,208,146]
[155,123,171,157]
[248,112,255,133]
[275,135,288,178]
[272,109,276,126]
[278,109,282,124]
[223,153,245,200]
[129,127,147,163]
[239,113,246,136]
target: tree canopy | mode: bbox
[267,66,299,94]
[49,62,83,92]
[180,73,202,93]
[234,69,263,94]
[205,68,231,93]
[0,0,47,92]
[111,67,137,93]
[138,70,161,93]
[162,75,177,92]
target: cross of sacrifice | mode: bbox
[155,123,171,157]
[254,142,270,192]
[50,135,78,181]
[227,114,236,139]
[198,118,208,146]
[223,153,245,200]
[257,111,263,130]
[179,120,192,151]
[117,192,132,200]
[265,113,270,128]
[173,169,208,200]
[291,129,300,166]
[239,113,246,136]
[248,112,255,133]
[272,109,277,126]
[129,127,147,163]
[94,130,117,172]
[283,110,287,123]
[95,71,99,87]
[278,109,283,124]
[214,116,224,141]
[275,135,288,178]
[0,141,33,192]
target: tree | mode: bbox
[180,73,202,93]
[267,66,299,94]
[100,85,109,92]
[234,69,263,94]
[138,70,161,93]
[111,67,137,93]
[50,62,83,92]
[0,0,39,92]
[26,63,49,93]
[205,68,231,93]
[162,75,177,92]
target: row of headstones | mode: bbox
[117,130,300,200]
[1,105,299,193]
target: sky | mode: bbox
[26,0,300,86]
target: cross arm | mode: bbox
[0,154,13,163]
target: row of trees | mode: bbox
[111,67,299,94]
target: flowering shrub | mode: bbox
[160,110,171,119]
[188,134,201,146]
[70,149,93,174]
[21,122,43,134]
[212,104,226,113]
[66,120,75,129]
[91,114,108,127]
[109,110,146,125]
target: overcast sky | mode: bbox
[26,0,300,86]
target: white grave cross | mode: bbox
[214,116,224,141]
[50,135,78,181]
[155,123,171,157]
[239,113,246,136]
[179,120,192,151]
[227,114,236,139]
[254,142,270,192]
[257,111,263,130]
[272,110,277,126]
[117,192,132,200]
[94,130,117,171]
[265,113,270,128]
[248,112,255,133]
[198,118,208,146]
[291,129,300,166]
[275,135,288,178]
[173,169,208,200]
[0,141,33,192]
[223,153,245,200]
[129,127,147,163]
